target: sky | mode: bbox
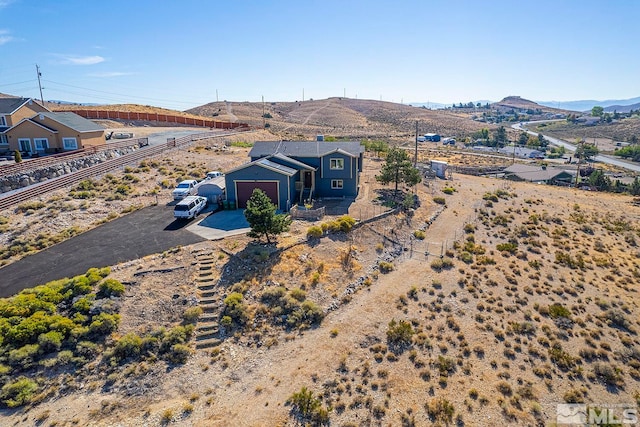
[1,0,639,110]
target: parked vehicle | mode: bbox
[172,179,199,200]
[442,137,456,145]
[206,171,224,179]
[174,196,207,219]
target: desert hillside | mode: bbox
[494,96,572,115]
[1,143,639,425]
[187,97,494,141]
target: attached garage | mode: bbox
[235,181,278,208]
[225,158,298,211]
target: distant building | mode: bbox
[430,160,448,178]
[424,133,441,142]
[503,164,574,185]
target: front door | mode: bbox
[304,171,312,188]
[18,138,32,154]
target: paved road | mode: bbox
[513,122,640,173]
[0,205,205,298]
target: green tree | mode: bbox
[244,189,291,244]
[591,106,604,117]
[375,148,421,192]
[588,170,611,191]
[13,150,22,164]
[575,143,599,161]
[518,132,529,145]
[492,126,507,147]
[631,177,640,196]
[537,133,548,148]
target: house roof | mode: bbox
[504,164,574,182]
[0,97,49,115]
[249,141,364,158]
[34,112,103,133]
[270,152,316,170]
[226,157,298,177]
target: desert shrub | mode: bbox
[378,261,394,273]
[182,306,203,324]
[603,309,632,331]
[289,288,306,302]
[483,192,499,202]
[425,397,455,423]
[287,300,324,329]
[548,304,571,319]
[88,313,121,335]
[15,201,46,214]
[386,319,414,351]
[112,332,143,362]
[307,225,323,239]
[37,331,63,353]
[433,196,446,205]
[287,387,330,425]
[548,343,575,371]
[8,344,40,368]
[223,293,249,326]
[435,355,456,375]
[159,325,194,354]
[459,251,473,264]
[510,322,536,336]
[98,279,125,298]
[413,230,426,240]
[261,287,287,304]
[593,363,624,387]
[463,223,475,233]
[496,242,518,254]
[166,344,192,364]
[442,187,455,195]
[430,258,454,271]
[1,377,38,408]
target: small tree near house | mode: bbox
[376,148,421,192]
[244,189,292,244]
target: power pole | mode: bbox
[262,95,265,128]
[414,120,418,167]
[36,64,44,105]
[216,89,218,103]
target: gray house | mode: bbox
[225,140,364,210]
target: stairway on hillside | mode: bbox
[191,248,224,350]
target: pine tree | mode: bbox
[375,148,421,192]
[244,189,291,244]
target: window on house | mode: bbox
[330,158,344,170]
[331,179,343,190]
[18,139,31,152]
[0,116,6,126]
[63,137,78,150]
[0,134,7,145]
[34,138,49,151]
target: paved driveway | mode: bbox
[0,205,205,298]
[186,209,250,240]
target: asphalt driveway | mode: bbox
[0,205,205,298]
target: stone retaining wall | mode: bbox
[0,146,140,193]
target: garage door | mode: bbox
[236,181,279,209]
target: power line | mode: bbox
[0,79,38,88]
[42,79,214,107]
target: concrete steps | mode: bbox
[191,248,224,350]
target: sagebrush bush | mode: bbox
[182,306,203,324]
[307,225,323,239]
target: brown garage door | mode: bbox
[236,181,279,208]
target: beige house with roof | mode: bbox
[0,97,50,151]
[5,112,105,155]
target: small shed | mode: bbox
[197,176,226,203]
[430,160,448,179]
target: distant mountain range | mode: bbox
[537,96,640,113]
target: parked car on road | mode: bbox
[174,196,207,219]
[172,179,199,200]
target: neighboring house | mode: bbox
[0,97,49,151]
[4,112,105,155]
[503,164,575,185]
[225,140,365,210]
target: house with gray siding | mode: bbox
[225,140,364,210]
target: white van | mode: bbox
[174,196,207,219]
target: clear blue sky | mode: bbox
[1,0,639,110]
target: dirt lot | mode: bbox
[2,138,640,426]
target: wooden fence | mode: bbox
[68,110,249,130]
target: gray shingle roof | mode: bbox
[36,112,103,133]
[0,97,30,114]
[249,141,364,158]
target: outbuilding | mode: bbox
[197,176,226,204]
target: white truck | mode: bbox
[174,196,207,219]
[172,179,199,200]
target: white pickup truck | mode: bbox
[172,179,199,200]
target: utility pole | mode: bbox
[262,95,265,128]
[216,89,218,103]
[302,88,304,102]
[36,64,44,105]
[414,120,418,167]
